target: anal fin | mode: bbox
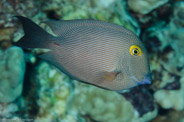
[38,52,64,72]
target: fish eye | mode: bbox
[130,45,142,56]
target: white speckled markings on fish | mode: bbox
[14,16,152,91]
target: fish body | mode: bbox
[14,16,152,91]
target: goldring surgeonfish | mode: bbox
[14,16,152,91]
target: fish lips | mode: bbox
[138,73,152,85]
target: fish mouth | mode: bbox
[137,73,152,85]
[129,73,152,85]
[121,54,152,85]
[142,73,152,84]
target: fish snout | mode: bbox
[141,73,152,84]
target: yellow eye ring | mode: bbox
[130,45,142,56]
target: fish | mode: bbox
[14,16,152,91]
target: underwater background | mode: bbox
[0,0,184,122]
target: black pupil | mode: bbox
[134,49,138,54]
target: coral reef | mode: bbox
[154,79,184,110]
[137,1,184,121]
[128,0,169,15]
[0,103,22,120]
[142,2,184,111]
[152,110,184,122]
[0,0,39,28]
[0,0,41,45]
[34,62,74,122]
[72,83,157,122]
[0,46,25,103]
[122,86,156,117]
[41,0,140,34]
[0,0,183,122]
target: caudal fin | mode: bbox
[14,16,55,49]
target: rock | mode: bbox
[152,110,184,122]
[34,62,73,121]
[154,77,184,111]
[0,46,25,103]
[41,0,140,35]
[72,83,157,122]
[141,1,184,112]
[128,0,169,15]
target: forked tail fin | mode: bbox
[14,16,55,49]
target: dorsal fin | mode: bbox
[42,19,134,37]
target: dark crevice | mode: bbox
[46,10,60,20]
[158,105,170,116]
[17,53,40,118]
[122,86,155,117]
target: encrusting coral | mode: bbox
[34,62,76,122]
[41,0,140,35]
[128,0,169,15]
[0,46,25,103]
[141,1,184,112]
[72,82,157,122]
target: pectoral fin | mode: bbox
[102,71,120,82]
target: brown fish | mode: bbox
[14,16,152,91]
